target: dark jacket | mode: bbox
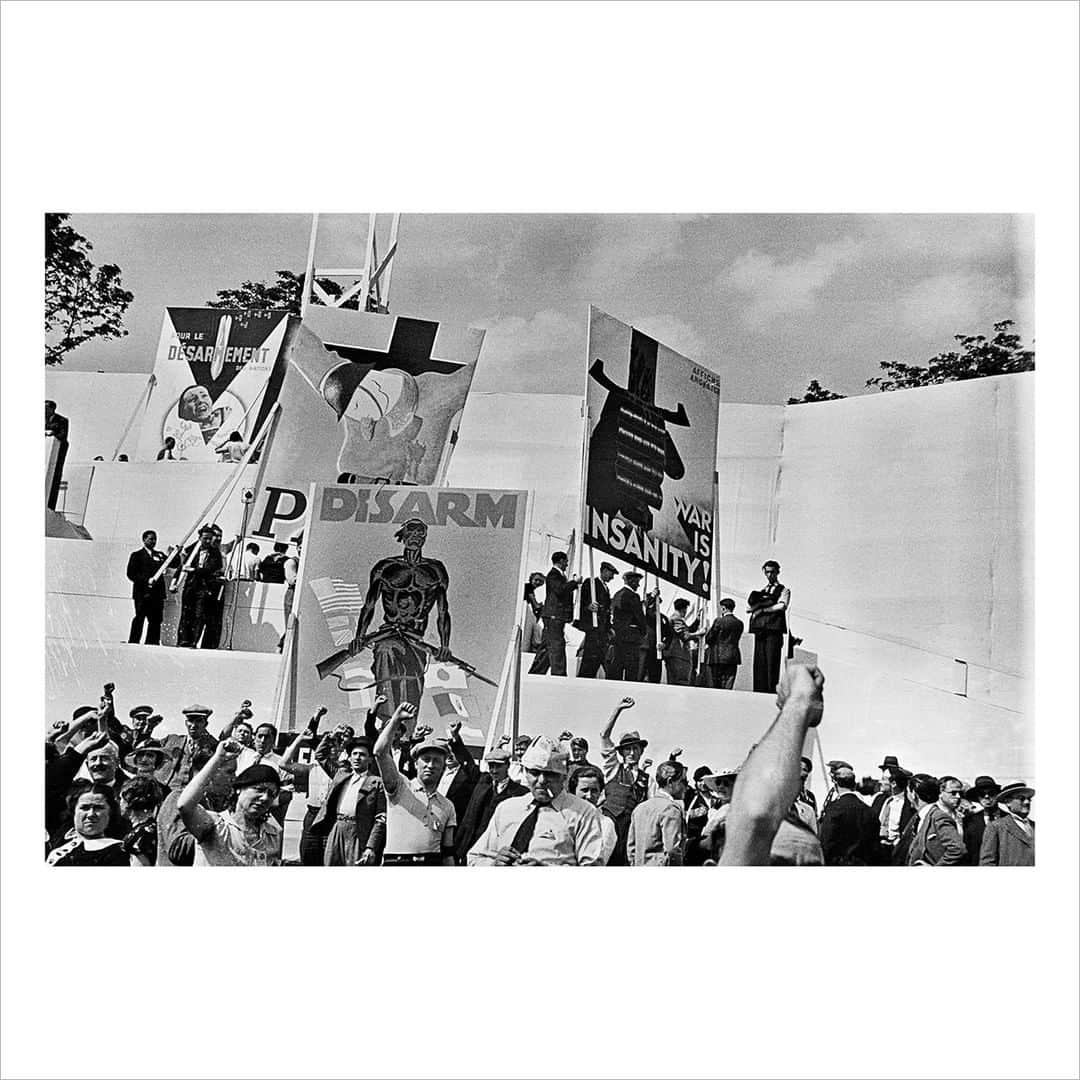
[443,732,481,824]
[311,769,387,855]
[611,586,647,644]
[705,612,743,666]
[907,804,967,866]
[126,546,167,602]
[819,791,879,865]
[574,576,612,634]
[963,807,998,865]
[454,774,528,861]
[748,582,787,635]
[45,747,131,842]
[871,792,916,865]
[181,544,225,597]
[541,566,578,622]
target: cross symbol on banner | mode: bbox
[321,316,464,378]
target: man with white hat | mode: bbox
[467,736,604,866]
[978,782,1035,866]
[374,702,457,865]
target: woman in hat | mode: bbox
[47,785,130,867]
[123,743,171,805]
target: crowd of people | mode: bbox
[43,665,1034,867]
[525,553,791,693]
[123,523,301,650]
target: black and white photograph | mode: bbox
[3,3,1078,1079]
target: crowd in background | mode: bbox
[44,665,1034,868]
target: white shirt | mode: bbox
[880,793,906,842]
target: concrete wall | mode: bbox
[45,371,155,462]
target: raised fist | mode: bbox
[618,697,635,710]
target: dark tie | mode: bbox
[510,802,542,855]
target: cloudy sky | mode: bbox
[63,213,1033,404]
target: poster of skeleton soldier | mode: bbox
[583,306,721,598]
[135,307,291,462]
[285,483,528,743]
[251,307,484,543]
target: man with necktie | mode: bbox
[126,530,167,645]
[466,736,604,865]
[574,561,617,678]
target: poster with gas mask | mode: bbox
[252,308,484,543]
[135,308,291,463]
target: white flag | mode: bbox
[426,661,468,691]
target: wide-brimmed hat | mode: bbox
[878,754,901,771]
[964,775,1002,800]
[994,781,1034,804]
[123,744,170,771]
[410,737,450,761]
[614,731,648,753]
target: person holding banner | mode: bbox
[610,571,647,681]
[748,561,790,693]
[574,561,616,679]
[175,524,225,649]
[528,551,580,677]
[663,598,704,686]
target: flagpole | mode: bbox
[110,372,156,461]
[301,214,319,321]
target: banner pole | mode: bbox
[301,213,319,321]
[588,546,597,628]
[483,633,517,760]
[110,372,156,461]
[509,624,522,743]
[574,398,592,623]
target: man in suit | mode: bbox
[156,705,220,791]
[440,720,481,824]
[126,529,167,645]
[871,761,915,864]
[979,782,1035,866]
[906,774,966,866]
[962,775,1001,864]
[310,737,386,866]
[454,746,527,862]
[575,561,617,678]
[747,560,790,693]
[527,551,580,676]
[704,598,743,689]
[610,571,646,681]
[176,524,225,648]
[819,765,881,865]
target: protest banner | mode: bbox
[253,308,484,542]
[285,484,528,745]
[583,306,720,598]
[136,308,290,462]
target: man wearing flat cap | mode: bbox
[157,705,219,791]
[818,765,879,865]
[178,738,283,866]
[176,523,225,648]
[374,702,456,865]
[610,570,647,681]
[454,745,527,861]
[979,782,1035,866]
[574,560,617,679]
[962,775,1001,864]
[467,736,604,865]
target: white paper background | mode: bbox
[4,4,1078,1079]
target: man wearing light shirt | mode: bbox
[872,764,914,864]
[467,736,603,866]
[627,760,688,865]
[937,775,965,834]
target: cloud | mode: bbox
[896,270,1013,339]
[470,308,584,394]
[722,236,862,325]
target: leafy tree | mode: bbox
[45,213,134,365]
[866,320,1034,392]
[206,269,357,313]
[787,379,846,405]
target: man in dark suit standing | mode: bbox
[126,529,167,645]
[176,524,225,648]
[704,598,744,689]
[962,775,1001,864]
[979,782,1035,866]
[819,765,882,865]
[575,561,617,678]
[905,774,966,866]
[871,760,916,865]
[609,570,646,681]
[454,746,527,862]
[528,551,579,676]
[747,560,789,693]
